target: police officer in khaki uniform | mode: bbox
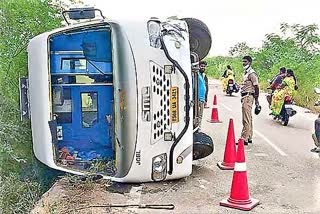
[241,56,260,145]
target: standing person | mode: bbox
[240,56,260,145]
[199,61,209,108]
[198,61,207,131]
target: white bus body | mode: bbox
[21,8,212,182]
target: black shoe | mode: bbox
[248,140,252,144]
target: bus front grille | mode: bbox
[150,61,171,143]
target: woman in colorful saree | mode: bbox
[271,69,297,116]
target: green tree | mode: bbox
[0,0,63,100]
[229,42,253,57]
[280,23,320,53]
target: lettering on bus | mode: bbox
[141,87,151,121]
[136,150,141,165]
[170,87,179,123]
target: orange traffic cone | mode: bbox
[208,95,222,123]
[220,138,260,211]
[217,118,236,170]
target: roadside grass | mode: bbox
[0,91,63,213]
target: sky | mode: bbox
[84,0,320,56]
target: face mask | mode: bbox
[243,64,250,70]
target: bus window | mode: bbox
[52,87,72,124]
[61,58,86,70]
[81,92,98,127]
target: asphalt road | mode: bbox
[34,80,320,214]
[132,79,320,214]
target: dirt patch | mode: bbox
[31,175,119,214]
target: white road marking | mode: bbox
[254,130,288,156]
[127,186,142,212]
[221,103,232,112]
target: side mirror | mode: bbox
[62,8,105,25]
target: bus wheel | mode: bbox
[193,132,214,160]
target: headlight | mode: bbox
[152,153,167,181]
[147,20,161,48]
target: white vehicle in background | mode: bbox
[19,8,213,182]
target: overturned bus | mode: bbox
[19,8,213,182]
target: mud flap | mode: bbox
[193,132,214,160]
